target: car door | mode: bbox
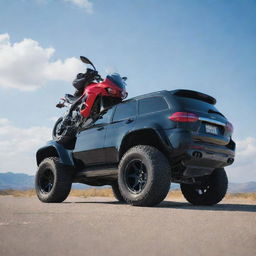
[104,100,137,163]
[73,107,115,166]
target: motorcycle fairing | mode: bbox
[80,78,124,118]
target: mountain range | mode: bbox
[0,172,256,193]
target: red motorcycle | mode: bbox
[52,56,128,144]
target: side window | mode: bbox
[139,97,168,115]
[113,101,137,121]
[94,107,115,125]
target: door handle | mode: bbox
[126,118,134,124]
[97,127,104,131]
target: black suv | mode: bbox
[35,89,235,206]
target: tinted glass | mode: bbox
[107,73,126,89]
[94,107,115,125]
[176,96,221,113]
[113,101,137,121]
[139,97,168,115]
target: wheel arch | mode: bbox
[118,128,170,161]
[36,141,74,166]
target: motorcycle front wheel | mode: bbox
[52,117,64,141]
[52,117,76,147]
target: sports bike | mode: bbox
[52,56,128,144]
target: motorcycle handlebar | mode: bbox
[86,68,103,82]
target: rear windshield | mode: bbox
[138,97,169,115]
[175,96,222,114]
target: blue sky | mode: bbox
[0,0,255,182]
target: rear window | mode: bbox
[175,96,221,114]
[139,97,169,115]
[113,101,137,121]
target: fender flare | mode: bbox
[36,141,74,166]
[118,126,171,160]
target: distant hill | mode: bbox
[0,172,34,190]
[228,182,256,193]
[0,172,88,190]
[0,172,255,193]
[0,172,177,190]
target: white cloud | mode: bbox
[226,137,256,182]
[0,118,52,174]
[64,0,93,13]
[0,33,84,91]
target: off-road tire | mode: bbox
[35,157,72,203]
[118,145,171,207]
[111,182,125,202]
[180,168,228,206]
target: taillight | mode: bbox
[226,122,233,133]
[169,112,199,122]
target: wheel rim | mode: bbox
[194,184,211,196]
[124,159,148,194]
[39,169,54,194]
[55,119,64,139]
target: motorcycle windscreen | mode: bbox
[106,73,126,89]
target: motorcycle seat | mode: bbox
[65,94,80,104]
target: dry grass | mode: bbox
[0,189,35,197]
[167,190,184,199]
[0,188,255,201]
[226,193,256,201]
[0,188,114,198]
[70,188,114,197]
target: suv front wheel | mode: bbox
[118,145,171,207]
[35,157,72,203]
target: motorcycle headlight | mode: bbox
[106,88,118,95]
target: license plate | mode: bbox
[205,124,218,135]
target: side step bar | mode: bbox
[74,165,118,179]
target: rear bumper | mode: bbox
[188,142,235,164]
[165,128,235,176]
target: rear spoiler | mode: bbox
[170,89,216,105]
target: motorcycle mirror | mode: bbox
[80,56,96,70]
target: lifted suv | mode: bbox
[35,89,235,206]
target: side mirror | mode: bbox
[80,56,96,70]
[122,77,127,81]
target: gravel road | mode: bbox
[0,196,255,256]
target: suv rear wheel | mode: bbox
[180,168,228,205]
[35,157,72,203]
[118,145,171,207]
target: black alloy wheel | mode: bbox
[180,168,228,205]
[38,169,54,194]
[35,157,72,203]
[118,145,171,207]
[124,159,148,194]
[194,183,211,197]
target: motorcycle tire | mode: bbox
[52,117,64,141]
[52,117,76,146]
